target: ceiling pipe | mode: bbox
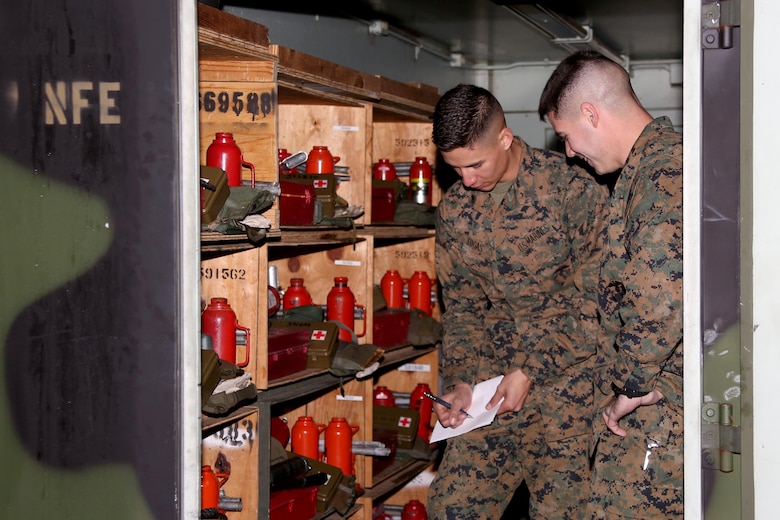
[358,17,456,63]
[501,3,628,67]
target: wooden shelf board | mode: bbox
[197,4,274,62]
[377,76,439,108]
[264,225,434,246]
[201,405,257,434]
[258,346,436,406]
[271,228,367,245]
[372,105,433,123]
[360,226,435,240]
[364,458,434,501]
[200,230,280,254]
[272,45,380,103]
[277,81,370,108]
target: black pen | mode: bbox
[423,391,473,419]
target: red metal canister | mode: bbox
[410,382,433,441]
[278,148,293,175]
[380,269,404,309]
[291,416,326,460]
[201,297,251,367]
[373,385,396,407]
[409,156,432,205]
[283,278,313,311]
[327,277,362,341]
[305,145,339,174]
[408,271,432,316]
[373,158,397,181]
[324,417,359,476]
[402,499,428,520]
[201,465,228,510]
[206,132,256,187]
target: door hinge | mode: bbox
[701,402,741,472]
[702,1,738,49]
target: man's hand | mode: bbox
[602,389,665,436]
[486,368,532,414]
[433,383,472,428]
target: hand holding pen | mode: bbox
[423,391,473,419]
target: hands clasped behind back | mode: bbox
[602,389,665,437]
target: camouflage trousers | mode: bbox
[427,391,592,519]
[589,399,684,518]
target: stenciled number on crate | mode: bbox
[207,418,255,449]
[201,267,247,280]
[394,137,431,148]
[394,250,430,260]
[199,89,273,120]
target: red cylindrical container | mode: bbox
[201,297,251,367]
[408,271,432,316]
[270,416,291,448]
[373,158,397,181]
[306,145,337,174]
[410,383,434,441]
[327,277,356,341]
[283,278,313,311]
[201,465,228,510]
[201,465,220,510]
[409,156,432,205]
[291,416,325,460]
[324,417,359,476]
[278,148,293,175]
[373,385,396,407]
[402,499,428,520]
[380,269,404,309]
[206,132,242,187]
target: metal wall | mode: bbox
[0,0,193,517]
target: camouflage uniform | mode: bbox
[590,117,684,518]
[428,137,608,519]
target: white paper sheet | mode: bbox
[429,375,504,443]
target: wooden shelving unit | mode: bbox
[197,4,441,519]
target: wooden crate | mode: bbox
[280,378,371,489]
[202,408,261,519]
[277,104,370,224]
[201,247,270,389]
[270,240,370,328]
[373,236,439,319]
[372,121,441,214]
[199,62,280,230]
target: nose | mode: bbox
[564,141,576,158]
[460,169,479,188]
[463,175,477,188]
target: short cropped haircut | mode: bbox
[538,50,622,121]
[433,84,505,152]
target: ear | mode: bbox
[498,126,514,150]
[581,102,599,128]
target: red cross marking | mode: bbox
[313,179,328,188]
[398,416,412,428]
[311,330,327,341]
